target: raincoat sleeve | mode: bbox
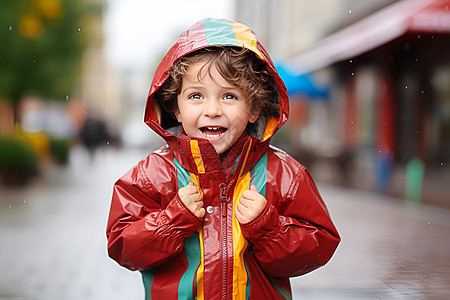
[241,165,340,278]
[106,154,203,271]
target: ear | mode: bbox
[248,110,260,124]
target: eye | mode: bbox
[188,93,203,100]
[223,94,238,101]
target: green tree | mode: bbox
[0,0,103,122]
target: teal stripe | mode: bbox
[142,267,158,300]
[178,232,201,299]
[202,18,240,47]
[175,157,201,299]
[244,247,251,300]
[251,153,268,197]
[244,153,268,299]
[231,153,241,175]
[174,158,191,187]
[269,276,292,300]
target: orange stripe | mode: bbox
[190,140,205,174]
[189,172,204,299]
[230,21,264,60]
[232,172,251,299]
[237,140,252,179]
[262,116,278,141]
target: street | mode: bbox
[1,146,449,300]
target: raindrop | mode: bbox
[415,58,419,62]
[351,72,354,76]
[65,95,69,100]
[379,150,382,153]
[32,59,36,63]
[9,204,12,209]
[441,162,444,166]
[77,28,81,32]
[349,59,353,63]
[431,35,434,39]
[416,131,419,134]
[405,86,408,90]
[350,121,354,125]
[348,9,352,14]
[8,26,13,31]
[106,141,110,145]
[417,34,421,39]
[427,222,431,225]
[24,200,26,204]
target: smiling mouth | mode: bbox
[200,126,227,139]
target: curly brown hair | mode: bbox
[155,46,279,120]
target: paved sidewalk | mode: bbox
[291,183,450,300]
[1,146,449,299]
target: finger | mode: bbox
[241,190,257,201]
[250,184,257,192]
[197,207,206,218]
[237,198,250,209]
[192,193,203,202]
[235,208,250,224]
[184,184,199,195]
[235,208,244,221]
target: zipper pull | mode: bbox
[219,183,227,217]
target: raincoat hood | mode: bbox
[143,18,289,173]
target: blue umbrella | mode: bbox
[275,62,330,99]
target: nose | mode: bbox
[203,99,222,118]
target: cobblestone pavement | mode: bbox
[1,146,449,300]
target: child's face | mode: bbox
[175,61,259,154]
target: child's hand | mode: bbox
[235,185,267,224]
[178,182,205,219]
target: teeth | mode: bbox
[203,133,223,139]
[202,132,224,139]
[207,127,220,130]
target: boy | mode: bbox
[107,18,340,299]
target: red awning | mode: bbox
[290,0,450,73]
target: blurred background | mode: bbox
[1,0,449,299]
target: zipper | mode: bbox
[219,182,228,299]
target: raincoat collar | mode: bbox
[144,18,289,175]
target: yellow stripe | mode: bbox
[232,172,251,299]
[190,140,206,174]
[190,173,205,300]
[262,116,278,141]
[230,21,264,60]
[196,226,204,300]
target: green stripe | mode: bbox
[202,18,240,47]
[244,247,252,300]
[142,267,158,300]
[175,157,201,299]
[174,158,191,187]
[269,276,292,300]
[251,153,268,197]
[178,232,201,299]
[231,153,241,175]
[244,153,268,299]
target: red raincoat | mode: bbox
[107,18,340,300]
